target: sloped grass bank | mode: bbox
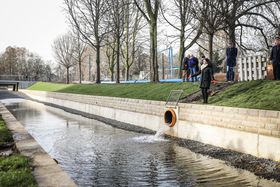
[209,80,280,111]
[28,82,200,101]
[0,117,37,187]
[28,80,280,111]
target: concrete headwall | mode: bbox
[22,90,280,161]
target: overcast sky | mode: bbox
[0,0,68,62]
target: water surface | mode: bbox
[3,99,279,187]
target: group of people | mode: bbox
[181,42,238,104]
[181,54,200,82]
[181,34,280,104]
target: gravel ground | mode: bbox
[1,90,280,182]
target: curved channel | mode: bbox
[3,99,279,187]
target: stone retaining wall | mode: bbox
[179,104,280,138]
[21,90,280,161]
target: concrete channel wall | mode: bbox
[0,103,77,187]
[22,90,280,161]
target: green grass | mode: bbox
[28,80,280,111]
[0,155,37,187]
[0,118,37,187]
[0,119,13,146]
[28,82,200,101]
[209,80,280,111]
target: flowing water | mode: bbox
[3,99,280,187]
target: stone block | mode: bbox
[265,111,279,118]
[238,108,248,115]
[258,128,272,136]
[271,131,280,137]
[247,109,259,116]
[265,123,278,131]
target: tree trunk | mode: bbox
[110,55,115,82]
[178,30,185,79]
[228,22,236,47]
[96,44,101,84]
[149,20,159,82]
[208,33,214,62]
[79,60,82,84]
[126,67,129,81]
[116,33,120,84]
[66,67,70,84]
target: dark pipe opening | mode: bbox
[164,111,173,124]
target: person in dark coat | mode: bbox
[190,58,216,104]
[270,35,280,80]
[226,42,238,81]
[182,54,190,82]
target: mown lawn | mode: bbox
[209,80,280,111]
[28,80,280,111]
[0,118,37,187]
[28,82,200,101]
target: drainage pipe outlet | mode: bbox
[164,108,177,127]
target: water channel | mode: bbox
[2,98,279,187]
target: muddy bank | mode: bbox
[2,90,280,182]
[180,82,235,103]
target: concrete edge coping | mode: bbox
[24,90,280,118]
[0,103,77,187]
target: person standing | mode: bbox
[188,54,199,82]
[182,53,190,82]
[190,58,216,104]
[270,35,280,80]
[226,42,238,82]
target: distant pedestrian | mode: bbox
[270,35,280,80]
[188,54,199,82]
[226,42,238,82]
[189,58,216,104]
[182,53,190,82]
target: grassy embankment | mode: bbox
[209,80,280,111]
[28,80,280,111]
[0,118,37,187]
[28,82,200,101]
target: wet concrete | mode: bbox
[1,90,280,183]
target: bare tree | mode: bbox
[52,34,76,84]
[106,0,126,83]
[71,30,87,84]
[161,0,203,78]
[218,0,279,48]
[64,0,109,83]
[122,0,143,81]
[104,35,117,81]
[193,0,226,62]
[134,0,160,82]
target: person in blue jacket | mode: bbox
[270,35,280,80]
[226,42,238,82]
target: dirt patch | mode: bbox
[180,82,235,103]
